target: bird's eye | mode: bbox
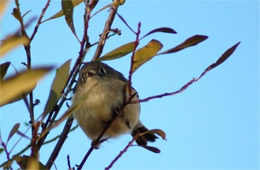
[100,67,106,75]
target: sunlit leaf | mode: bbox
[0,62,11,80]
[99,41,136,61]
[42,0,84,23]
[0,67,53,106]
[43,60,71,117]
[199,42,241,78]
[158,35,208,55]
[141,27,177,39]
[0,0,9,18]
[62,0,79,41]
[7,123,20,143]
[0,35,29,57]
[132,39,163,72]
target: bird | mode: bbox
[72,61,157,148]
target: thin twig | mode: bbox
[128,22,141,95]
[105,136,136,170]
[30,0,51,41]
[46,116,74,169]
[116,12,136,34]
[92,2,119,61]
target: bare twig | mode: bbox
[116,12,136,34]
[46,116,74,169]
[0,138,13,170]
[128,22,141,95]
[105,136,136,170]
[30,0,51,41]
[92,2,119,61]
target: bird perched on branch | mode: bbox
[73,61,157,150]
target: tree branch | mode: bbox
[92,2,119,61]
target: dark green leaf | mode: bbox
[99,41,136,61]
[158,35,208,55]
[141,27,177,40]
[43,60,71,117]
[0,62,10,80]
[7,123,20,143]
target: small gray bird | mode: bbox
[73,61,157,147]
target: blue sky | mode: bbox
[0,0,259,169]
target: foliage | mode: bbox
[0,0,240,169]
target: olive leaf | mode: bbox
[158,35,208,55]
[141,27,177,40]
[43,60,71,117]
[99,41,136,61]
[62,0,79,41]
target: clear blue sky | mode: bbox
[0,0,259,169]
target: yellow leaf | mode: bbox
[0,67,53,106]
[0,35,29,57]
[132,39,163,72]
[0,0,9,18]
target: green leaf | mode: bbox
[0,62,11,80]
[42,0,84,23]
[141,27,177,40]
[132,39,163,73]
[0,67,53,106]
[7,123,20,143]
[62,0,79,41]
[43,60,71,117]
[99,41,136,61]
[0,35,29,57]
[158,35,208,55]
